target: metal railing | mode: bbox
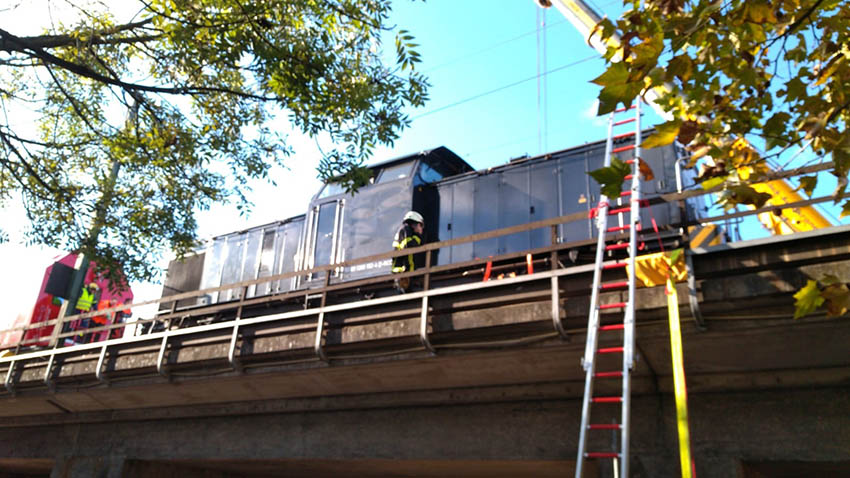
[1,171,844,392]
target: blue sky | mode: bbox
[371,0,631,167]
[0,0,846,325]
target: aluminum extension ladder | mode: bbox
[575,100,645,478]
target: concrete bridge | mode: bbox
[1,225,849,477]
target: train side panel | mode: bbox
[193,217,305,306]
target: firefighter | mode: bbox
[392,211,425,292]
[74,282,99,343]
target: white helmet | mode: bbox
[403,210,424,224]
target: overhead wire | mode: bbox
[412,54,597,120]
[423,18,568,74]
[536,7,543,154]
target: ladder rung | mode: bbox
[588,423,622,430]
[598,302,627,310]
[598,346,624,354]
[613,118,636,126]
[612,145,634,153]
[592,396,623,403]
[614,105,636,113]
[605,243,629,252]
[600,323,625,331]
[625,159,635,164]
[612,131,636,140]
[602,262,628,270]
[624,174,634,180]
[606,224,631,233]
[586,452,621,458]
[600,281,628,290]
[620,191,631,197]
[595,370,623,377]
[607,207,630,216]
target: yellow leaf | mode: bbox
[793,280,824,319]
[642,120,681,148]
[814,54,845,86]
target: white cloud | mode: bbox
[582,99,607,127]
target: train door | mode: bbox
[301,199,345,285]
[473,174,500,258]
[450,180,475,263]
[251,227,278,298]
[529,161,560,249]
[275,220,302,293]
[559,152,594,243]
[198,236,226,305]
[219,234,248,302]
[240,229,263,299]
[498,167,531,255]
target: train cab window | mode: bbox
[415,161,443,185]
[318,181,345,199]
[377,163,412,183]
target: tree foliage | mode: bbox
[0,0,427,284]
[590,0,849,319]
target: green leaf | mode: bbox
[763,112,792,149]
[820,274,842,287]
[793,280,824,319]
[592,62,643,115]
[667,55,693,82]
[796,176,817,197]
[642,120,682,148]
[718,185,773,210]
[668,248,683,265]
[588,157,631,199]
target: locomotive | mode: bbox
[160,132,709,308]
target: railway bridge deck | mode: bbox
[0,223,848,477]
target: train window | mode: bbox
[415,162,443,184]
[312,202,338,267]
[377,163,412,183]
[318,181,345,199]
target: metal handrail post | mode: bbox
[4,360,15,394]
[314,272,332,362]
[156,332,170,378]
[228,286,248,372]
[419,251,436,354]
[95,344,109,384]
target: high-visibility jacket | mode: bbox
[92,300,111,325]
[392,224,422,273]
[76,288,95,312]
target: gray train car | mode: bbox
[160,216,305,309]
[160,134,707,307]
[161,147,473,306]
[434,134,700,264]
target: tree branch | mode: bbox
[0,131,60,194]
[765,0,826,49]
[0,19,157,50]
[1,28,278,101]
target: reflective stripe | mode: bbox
[394,236,420,250]
[392,233,421,273]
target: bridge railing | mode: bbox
[1,161,844,391]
